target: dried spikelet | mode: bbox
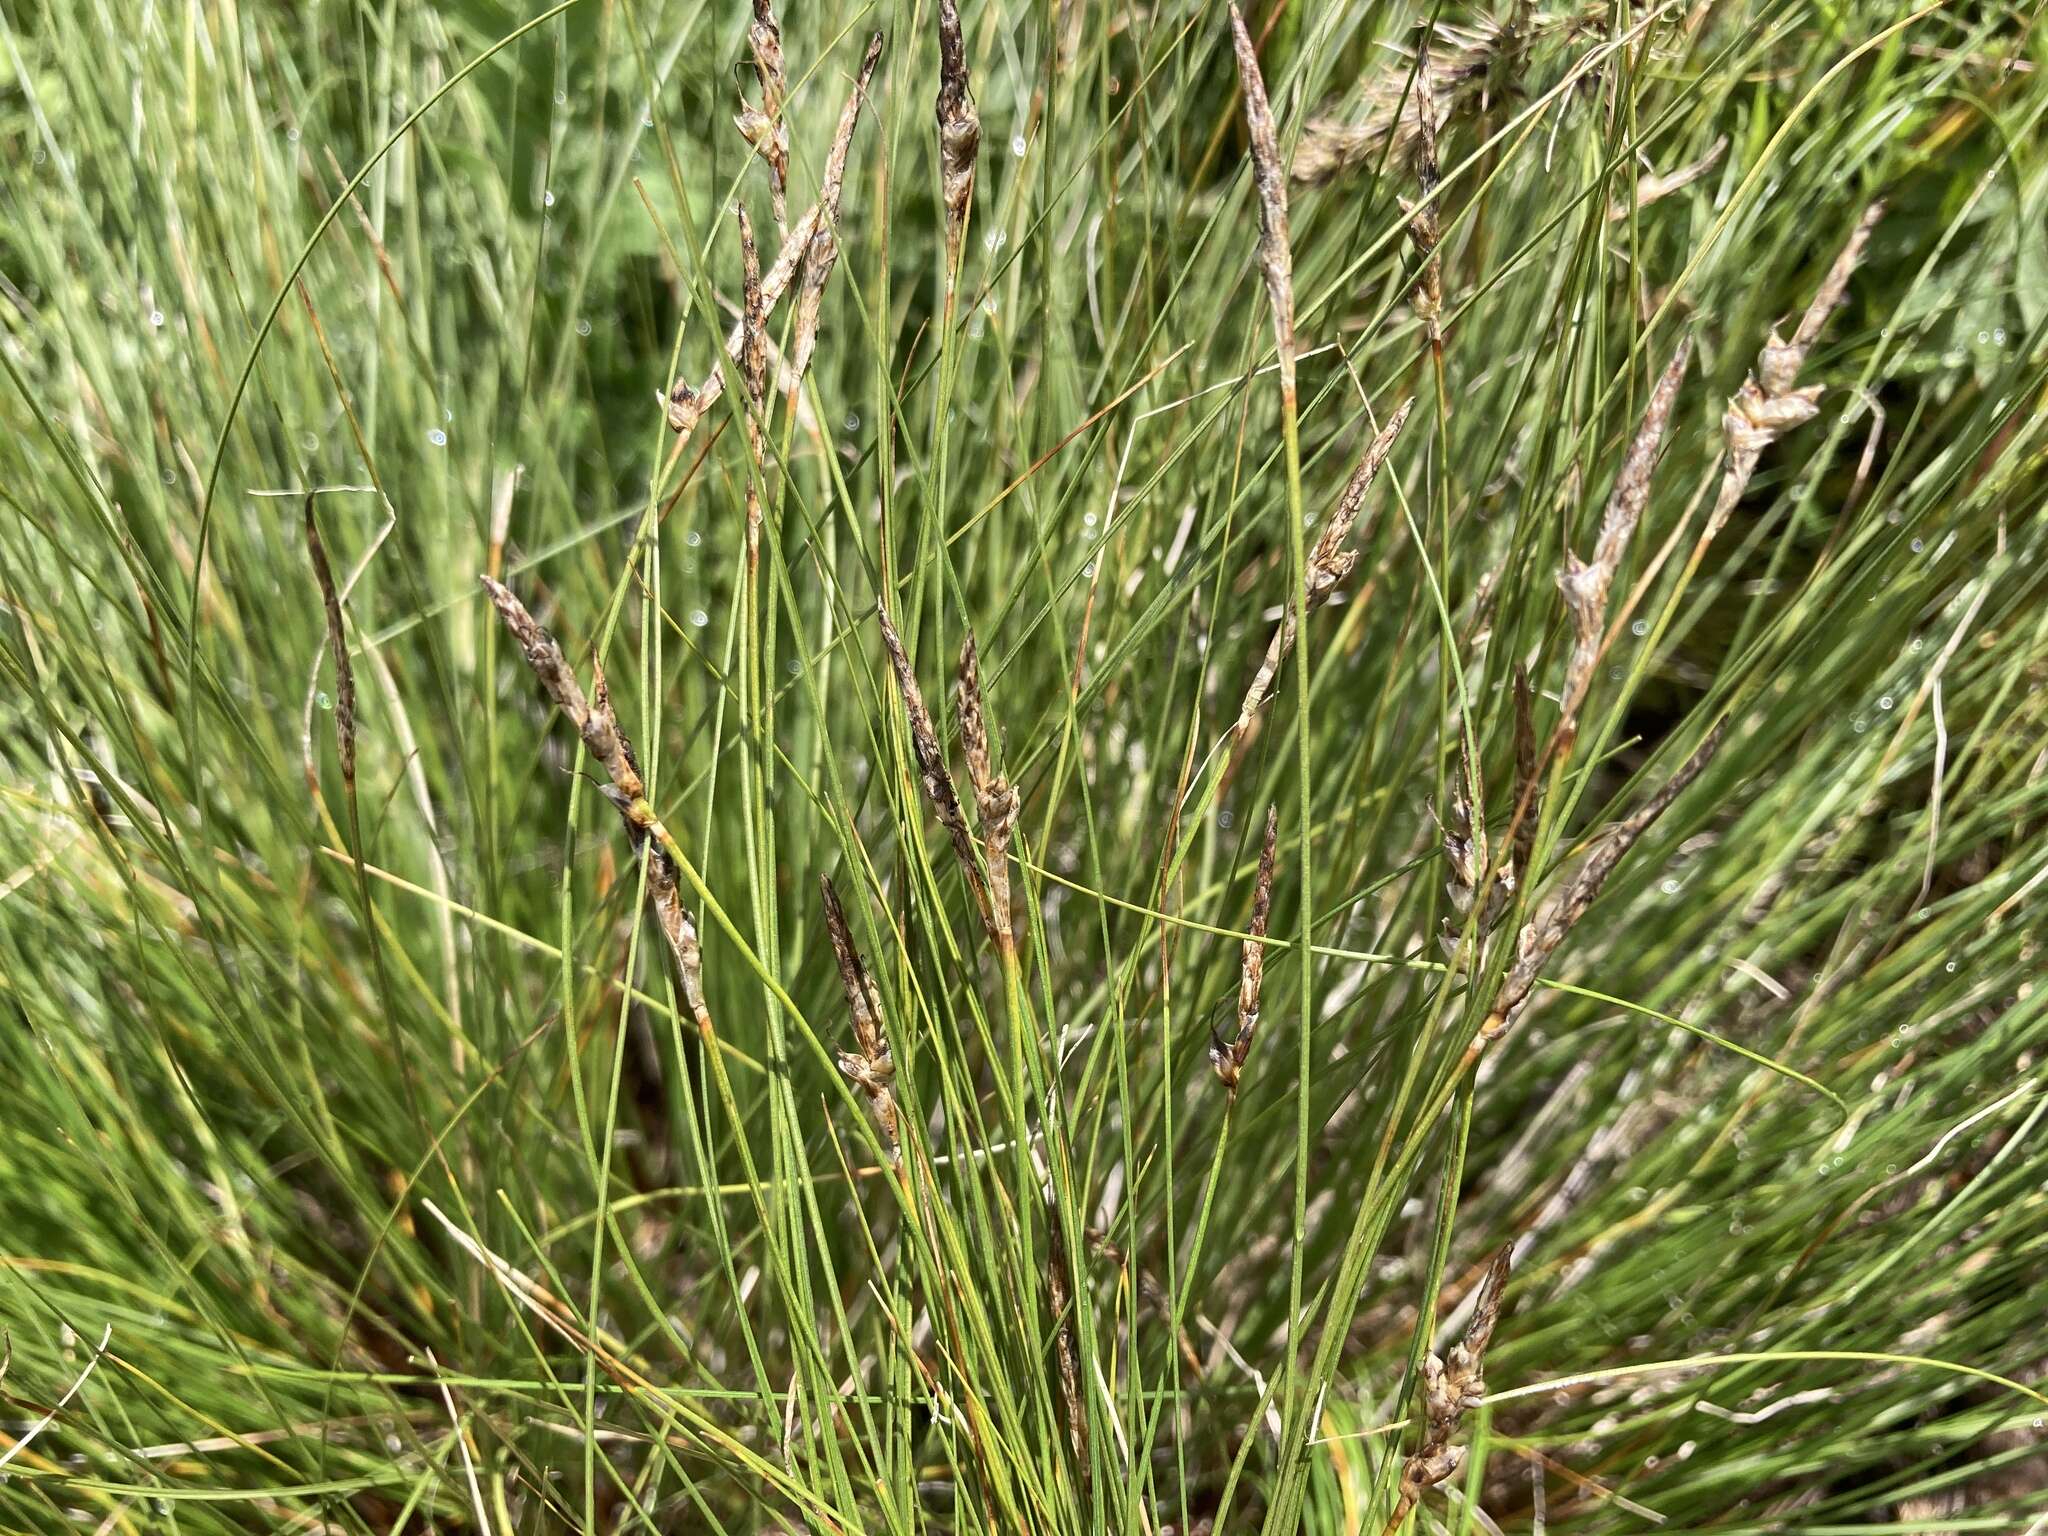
[1212,805,1279,1098]
[791,32,885,389]
[1400,51,1445,350]
[1439,736,1509,954]
[820,875,899,1152]
[1555,335,1690,752]
[877,607,990,934]
[1291,16,1512,186]
[956,632,1020,953]
[646,844,715,1036]
[1606,135,1727,222]
[1238,400,1415,730]
[1387,1246,1514,1533]
[1703,202,1882,545]
[737,205,769,566]
[665,204,821,438]
[1229,4,1295,404]
[935,0,980,271]
[737,0,791,236]
[1045,1212,1090,1476]
[1475,720,1725,1051]
[1509,663,1539,885]
[480,576,715,1033]
[304,496,357,790]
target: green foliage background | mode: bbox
[2,0,2045,1529]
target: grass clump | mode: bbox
[2,0,2047,1531]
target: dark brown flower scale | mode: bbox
[736,0,790,236]
[819,874,899,1153]
[667,32,882,439]
[955,631,1019,953]
[1213,805,1279,1098]
[737,204,768,567]
[479,576,715,1036]
[1509,663,1538,888]
[1238,400,1415,731]
[935,0,980,270]
[876,607,992,939]
[792,32,885,389]
[1387,1245,1514,1533]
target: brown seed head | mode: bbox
[1555,335,1691,750]
[935,0,980,268]
[1214,804,1280,1098]
[878,607,990,933]
[1229,4,1295,401]
[956,631,1020,949]
[792,33,884,386]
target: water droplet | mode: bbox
[286,126,300,143]
[1877,695,1893,710]
[685,529,702,548]
[1852,716,1868,733]
[1083,511,1098,528]
[1976,330,1990,345]
[1659,877,1681,895]
[1910,538,1924,553]
[1992,328,2007,346]
[844,412,860,432]
[688,608,709,628]
[543,190,556,207]
[1217,809,1234,829]
[428,428,447,446]
[1944,959,1958,973]
[317,691,332,710]
[1630,618,1648,637]
[1010,134,1027,157]
[1082,561,1096,578]
[148,309,164,328]
[554,90,568,107]
[642,114,653,127]
[983,227,1007,253]
[576,318,591,337]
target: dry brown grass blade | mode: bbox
[1229,3,1295,406]
[1213,804,1279,1098]
[935,0,980,272]
[1703,201,1883,545]
[1476,719,1727,1052]
[956,631,1020,954]
[1555,335,1691,753]
[819,874,899,1153]
[304,495,356,790]
[1238,399,1415,730]
[877,606,991,937]
[792,31,885,387]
